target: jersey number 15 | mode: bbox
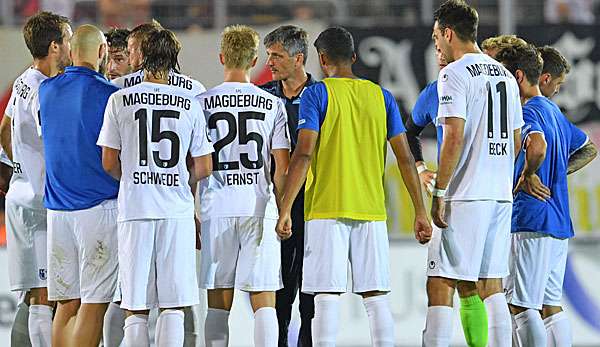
[134,109,180,168]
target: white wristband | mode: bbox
[432,187,446,198]
[417,164,428,174]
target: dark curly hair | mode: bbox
[23,11,70,59]
[434,0,479,43]
[496,43,543,84]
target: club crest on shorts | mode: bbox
[39,269,47,280]
[428,260,436,269]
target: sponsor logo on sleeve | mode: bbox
[439,95,453,105]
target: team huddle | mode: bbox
[2,0,597,347]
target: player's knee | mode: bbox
[249,291,276,312]
[427,277,456,306]
[476,278,503,300]
[28,287,50,306]
[359,290,387,299]
[541,305,563,319]
[509,304,528,316]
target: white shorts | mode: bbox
[119,218,199,310]
[199,217,281,291]
[426,200,512,282]
[47,199,118,303]
[302,219,390,293]
[505,232,568,309]
[6,200,47,291]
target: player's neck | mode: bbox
[521,84,543,105]
[32,58,58,78]
[281,69,308,98]
[451,42,481,62]
[223,68,250,83]
[325,65,356,79]
[144,71,169,84]
[73,60,98,72]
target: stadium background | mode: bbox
[0,0,599,346]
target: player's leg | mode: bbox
[477,201,513,347]
[302,219,350,347]
[292,198,314,347]
[6,201,53,347]
[541,237,570,347]
[103,301,125,347]
[424,201,492,347]
[350,220,394,347]
[506,232,552,347]
[276,226,300,347]
[47,209,81,346]
[11,292,31,347]
[237,217,281,347]
[199,217,239,347]
[71,200,118,347]
[155,218,200,347]
[119,219,157,347]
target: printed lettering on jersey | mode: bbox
[439,95,453,105]
[197,82,290,219]
[115,70,206,96]
[97,82,213,221]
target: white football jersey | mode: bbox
[435,53,524,201]
[5,68,48,209]
[112,69,206,97]
[97,82,214,222]
[197,82,290,220]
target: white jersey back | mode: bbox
[435,53,524,201]
[112,69,206,97]
[97,82,214,222]
[197,82,290,220]
[5,68,48,210]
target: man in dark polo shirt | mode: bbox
[261,25,316,347]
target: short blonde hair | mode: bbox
[221,25,260,69]
[481,34,527,52]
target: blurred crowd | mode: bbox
[5,0,600,30]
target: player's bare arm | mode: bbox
[190,154,212,185]
[514,128,522,157]
[0,115,13,160]
[101,146,121,180]
[431,117,465,228]
[276,129,317,240]
[272,148,290,208]
[567,141,597,175]
[405,120,436,196]
[389,133,432,244]
[514,133,551,201]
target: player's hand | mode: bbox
[419,170,437,197]
[431,196,448,228]
[514,173,550,201]
[276,211,292,240]
[414,213,432,244]
[195,216,202,251]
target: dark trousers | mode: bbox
[277,193,314,347]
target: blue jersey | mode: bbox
[412,80,443,152]
[512,96,588,238]
[298,80,405,139]
[39,66,119,210]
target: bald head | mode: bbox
[71,24,107,71]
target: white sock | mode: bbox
[422,306,454,347]
[124,314,150,347]
[28,304,52,347]
[363,295,395,347]
[484,293,512,347]
[312,294,340,347]
[155,309,185,347]
[511,314,519,347]
[11,302,31,347]
[515,309,546,347]
[254,307,278,347]
[183,306,199,347]
[103,302,125,347]
[544,311,571,347]
[204,308,230,347]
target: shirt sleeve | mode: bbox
[4,90,15,118]
[189,100,214,157]
[412,83,434,127]
[568,122,589,155]
[271,99,291,150]
[298,82,327,133]
[96,94,122,150]
[521,107,544,147]
[436,67,467,125]
[382,88,406,139]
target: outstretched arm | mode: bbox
[568,141,597,175]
